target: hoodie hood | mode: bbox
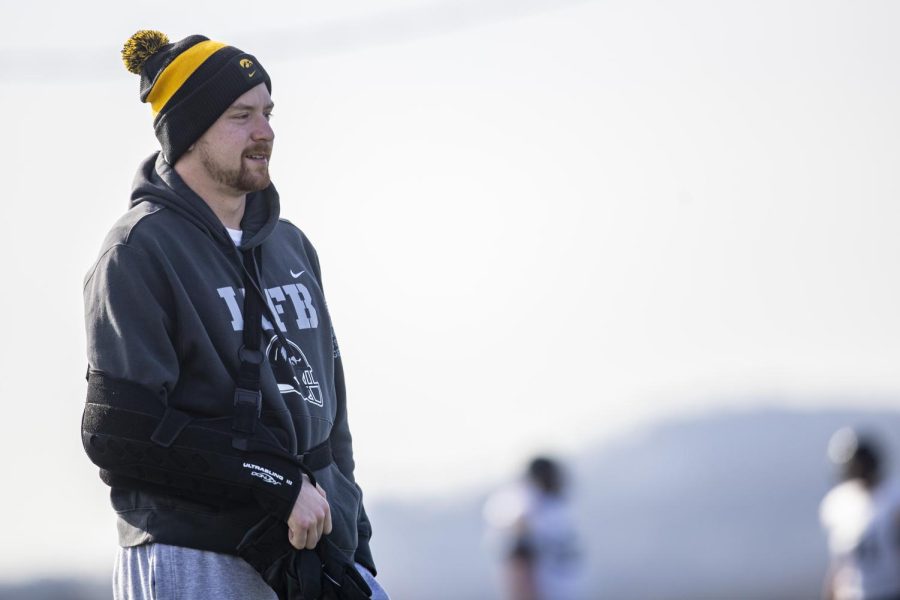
[130,152,280,249]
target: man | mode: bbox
[82,30,388,600]
[820,428,900,600]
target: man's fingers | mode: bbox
[305,532,318,550]
[313,484,332,535]
[288,527,307,550]
[286,478,332,549]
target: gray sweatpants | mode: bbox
[114,544,390,600]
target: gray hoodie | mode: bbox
[82,152,374,572]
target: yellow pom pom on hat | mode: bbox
[121,30,272,164]
[121,30,170,74]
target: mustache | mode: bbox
[244,143,273,158]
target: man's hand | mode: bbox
[287,474,332,549]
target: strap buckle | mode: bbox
[233,387,262,436]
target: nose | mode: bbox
[252,113,274,142]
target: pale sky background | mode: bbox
[1,0,899,582]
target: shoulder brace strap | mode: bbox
[82,372,302,520]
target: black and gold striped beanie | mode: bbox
[122,30,272,164]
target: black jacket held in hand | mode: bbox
[82,153,375,574]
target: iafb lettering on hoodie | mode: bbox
[217,283,319,332]
[217,283,325,407]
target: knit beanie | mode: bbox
[122,30,272,165]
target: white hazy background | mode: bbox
[1,0,899,583]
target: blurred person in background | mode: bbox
[484,456,583,600]
[820,428,900,600]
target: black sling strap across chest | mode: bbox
[232,247,267,447]
[234,246,335,472]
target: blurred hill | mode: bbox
[6,407,900,599]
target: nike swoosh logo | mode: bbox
[248,70,257,78]
[290,270,305,278]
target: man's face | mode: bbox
[192,83,275,194]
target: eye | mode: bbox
[264,112,274,121]
[232,113,249,120]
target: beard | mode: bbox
[197,141,272,193]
